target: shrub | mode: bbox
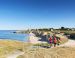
[33,43,50,47]
[64,32,70,35]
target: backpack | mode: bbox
[53,37,57,43]
[49,36,52,43]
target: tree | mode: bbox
[61,27,65,30]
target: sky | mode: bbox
[0,0,75,30]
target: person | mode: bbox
[57,37,61,45]
[47,33,50,39]
[53,35,57,47]
[49,36,53,48]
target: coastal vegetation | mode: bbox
[0,39,34,58]
[14,27,75,35]
[17,47,75,58]
[0,28,75,58]
[0,40,24,58]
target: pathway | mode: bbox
[7,51,24,58]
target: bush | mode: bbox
[18,48,23,51]
[33,43,50,47]
[64,32,70,35]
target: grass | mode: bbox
[17,33,69,58]
[17,47,75,58]
[0,40,25,58]
[0,32,69,58]
[0,40,33,58]
[33,43,50,47]
[0,37,69,58]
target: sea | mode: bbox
[0,30,29,42]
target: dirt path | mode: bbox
[7,51,24,58]
[59,39,75,47]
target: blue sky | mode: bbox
[0,0,75,30]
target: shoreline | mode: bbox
[0,38,27,43]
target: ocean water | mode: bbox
[0,30,29,42]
